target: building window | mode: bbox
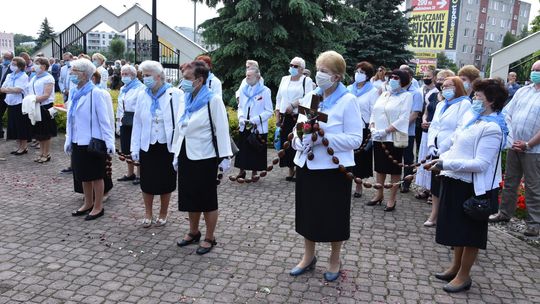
[514,15,518,20]
[485,31,489,39]
[492,17,496,25]
[501,20,505,28]
[502,4,506,12]
[481,7,486,13]
[470,46,475,53]
[499,34,503,42]
[472,29,476,37]
[476,55,481,60]
[478,39,483,44]
[493,1,499,10]
[464,28,469,37]
[490,33,495,41]
[487,16,491,24]
[511,29,516,34]
[466,11,471,21]
[483,47,487,55]
[480,23,485,29]
[462,44,467,52]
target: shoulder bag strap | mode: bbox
[169,93,174,146]
[207,102,219,159]
[302,76,306,97]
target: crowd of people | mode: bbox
[0,48,539,293]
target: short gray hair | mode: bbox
[246,67,260,77]
[121,64,137,76]
[71,58,96,79]
[139,60,165,80]
[246,60,259,68]
[291,57,305,69]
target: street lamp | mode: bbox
[152,0,159,61]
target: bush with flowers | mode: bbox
[499,177,528,219]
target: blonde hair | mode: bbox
[316,51,346,78]
[92,53,106,65]
[458,65,480,82]
[436,69,455,80]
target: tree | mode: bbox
[200,0,358,105]
[14,34,35,46]
[109,36,126,60]
[436,52,457,73]
[343,0,413,73]
[502,31,517,47]
[35,18,55,49]
[531,10,540,33]
[519,25,529,39]
[15,45,34,56]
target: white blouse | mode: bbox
[116,84,144,124]
[97,66,108,90]
[347,85,379,126]
[428,97,472,153]
[2,72,29,106]
[275,75,313,114]
[237,84,274,134]
[369,91,413,142]
[27,73,55,105]
[150,109,167,144]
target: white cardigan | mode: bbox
[237,84,273,134]
[428,98,471,153]
[370,91,413,141]
[172,94,233,161]
[116,84,144,126]
[292,91,363,169]
[131,87,183,153]
[440,113,503,195]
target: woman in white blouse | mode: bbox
[429,78,507,293]
[91,53,109,90]
[347,61,380,197]
[173,60,232,255]
[196,55,222,98]
[131,60,182,228]
[275,57,313,181]
[66,58,115,221]
[368,69,413,211]
[1,57,30,155]
[116,65,144,184]
[425,77,471,226]
[290,51,363,282]
[27,57,57,163]
[233,67,273,180]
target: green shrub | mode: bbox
[226,107,277,148]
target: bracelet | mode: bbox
[525,142,530,150]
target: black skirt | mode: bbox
[33,103,57,141]
[234,129,268,171]
[430,157,442,197]
[74,157,113,194]
[436,177,491,250]
[178,141,219,212]
[295,165,352,242]
[279,113,297,168]
[6,104,32,141]
[373,141,403,175]
[139,143,176,195]
[71,143,106,182]
[119,125,133,155]
[353,126,373,178]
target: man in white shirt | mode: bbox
[59,52,74,102]
[489,61,540,237]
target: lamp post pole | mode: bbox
[193,0,197,42]
[151,0,159,61]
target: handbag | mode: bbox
[462,127,502,221]
[246,108,267,152]
[87,89,108,157]
[120,95,135,126]
[383,92,408,148]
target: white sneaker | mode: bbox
[141,218,153,228]
[423,220,436,227]
[155,217,167,227]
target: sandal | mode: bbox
[34,155,44,162]
[196,238,217,255]
[177,231,201,247]
[155,217,167,226]
[38,155,51,163]
[415,191,430,200]
[141,218,153,228]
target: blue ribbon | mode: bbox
[317,83,349,111]
[68,81,95,119]
[180,83,214,123]
[241,81,265,114]
[348,81,374,97]
[34,71,50,80]
[465,111,509,147]
[121,79,143,95]
[10,71,24,86]
[441,95,469,114]
[146,83,172,116]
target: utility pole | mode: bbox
[151,0,159,61]
[193,0,197,42]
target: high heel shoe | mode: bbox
[366,198,383,206]
[384,202,397,212]
[177,231,201,247]
[443,278,472,293]
[323,262,342,282]
[289,257,317,276]
[14,149,28,156]
[72,206,94,216]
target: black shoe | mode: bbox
[14,149,28,155]
[353,192,362,198]
[132,177,140,185]
[84,208,104,221]
[285,176,296,182]
[196,238,217,255]
[117,174,136,182]
[10,150,18,155]
[60,167,73,174]
[366,198,383,206]
[177,231,201,247]
[384,202,397,212]
[400,184,410,193]
[443,279,472,293]
[435,272,457,282]
[72,206,94,216]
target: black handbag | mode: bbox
[462,130,502,221]
[87,89,108,157]
[121,111,134,126]
[246,108,266,152]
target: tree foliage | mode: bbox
[109,36,126,60]
[436,52,457,73]
[14,34,35,46]
[343,0,413,74]
[502,31,518,47]
[531,10,540,33]
[36,18,55,50]
[200,0,358,105]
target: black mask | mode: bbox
[435,82,443,91]
[423,78,432,85]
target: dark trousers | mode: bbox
[415,125,423,154]
[402,136,416,187]
[0,100,6,137]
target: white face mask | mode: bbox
[315,71,334,90]
[33,64,42,73]
[355,72,367,83]
[246,77,258,86]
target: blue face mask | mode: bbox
[442,88,455,100]
[388,79,401,91]
[471,99,485,114]
[69,75,80,85]
[463,81,471,91]
[143,76,155,88]
[92,60,100,67]
[289,67,299,77]
[181,79,193,93]
[3,59,10,66]
[121,76,132,85]
[531,71,540,84]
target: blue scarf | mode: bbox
[441,95,469,114]
[465,111,509,147]
[69,81,95,119]
[180,84,214,123]
[146,83,172,116]
[10,71,24,86]
[121,79,143,94]
[242,81,265,114]
[317,83,349,111]
[348,81,373,97]
[34,71,50,80]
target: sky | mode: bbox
[0,0,538,38]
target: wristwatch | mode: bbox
[525,142,530,150]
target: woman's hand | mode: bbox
[421,121,430,129]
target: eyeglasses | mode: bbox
[290,64,299,68]
[389,75,400,80]
[378,69,384,72]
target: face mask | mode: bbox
[69,75,79,85]
[316,71,334,90]
[246,78,258,86]
[355,72,367,83]
[388,79,401,91]
[463,81,471,91]
[530,71,540,84]
[423,78,432,85]
[9,65,18,72]
[442,88,455,100]
[33,64,41,73]
[92,60,100,67]
[471,99,485,114]
[143,76,155,88]
[435,82,443,91]
[121,76,132,85]
[181,79,193,93]
[289,67,299,77]
[3,59,10,65]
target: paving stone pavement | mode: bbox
[0,137,539,304]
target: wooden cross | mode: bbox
[298,94,328,123]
